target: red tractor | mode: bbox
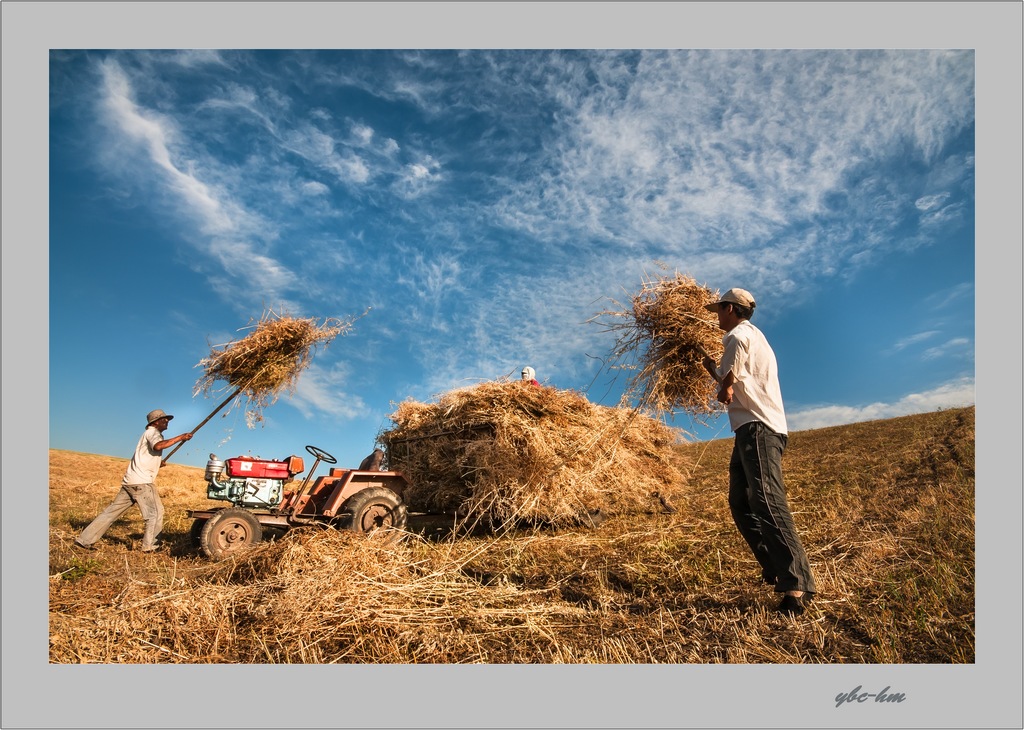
[188,445,410,560]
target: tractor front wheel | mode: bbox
[200,508,263,560]
[343,488,408,541]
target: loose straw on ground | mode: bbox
[591,271,724,418]
[164,309,361,463]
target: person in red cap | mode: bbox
[74,408,192,553]
[701,288,816,616]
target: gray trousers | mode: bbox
[729,421,816,595]
[77,483,165,550]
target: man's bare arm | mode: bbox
[155,432,192,451]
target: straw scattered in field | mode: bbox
[380,381,689,525]
[593,270,724,417]
[194,309,359,426]
[47,406,977,665]
[48,528,610,664]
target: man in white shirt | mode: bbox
[702,288,816,616]
[74,408,192,553]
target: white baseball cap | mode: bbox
[705,288,756,311]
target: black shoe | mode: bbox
[777,594,806,616]
[73,541,96,552]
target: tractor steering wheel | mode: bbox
[305,445,337,465]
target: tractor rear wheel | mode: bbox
[343,487,408,540]
[200,508,263,560]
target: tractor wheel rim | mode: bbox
[222,522,249,545]
[361,505,390,531]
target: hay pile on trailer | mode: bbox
[194,309,358,427]
[593,271,724,417]
[380,381,689,526]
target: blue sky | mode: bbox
[49,48,976,468]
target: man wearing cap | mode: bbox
[701,288,816,616]
[74,409,192,553]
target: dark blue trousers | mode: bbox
[729,421,816,595]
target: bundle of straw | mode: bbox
[194,309,356,428]
[380,381,689,526]
[594,271,724,417]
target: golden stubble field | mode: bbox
[48,406,975,664]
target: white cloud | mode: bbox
[922,337,972,361]
[393,250,466,329]
[393,156,443,198]
[301,180,330,197]
[406,257,633,400]
[915,193,950,211]
[351,123,374,145]
[97,58,298,312]
[282,124,372,185]
[487,50,974,303]
[99,60,232,235]
[195,82,279,135]
[925,282,973,310]
[288,362,368,421]
[920,200,967,228]
[167,50,231,69]
[891,330,940,352]
[788,377,975,431]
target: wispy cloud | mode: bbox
[788,377,975,431]
[925,282,974,310]
[393,155,444,199]
[890,330,940,352]
[484,50,974,307]
[922,337,972,361]
[281,122,372,185]
[97,58,300,312]
[166,50,232,69]
[916,193,951,211]
[99,60,233,235]
[289,362,368,421]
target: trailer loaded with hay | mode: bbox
[379,381,691,530]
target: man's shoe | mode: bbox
[73,541,96,552]
[777,594,806,616]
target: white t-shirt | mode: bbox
[122,426,164,485]
[715,320,788,435]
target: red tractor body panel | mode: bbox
[225,456,293,480]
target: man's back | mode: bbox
[721,320,787,434]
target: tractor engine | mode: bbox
[204,453,304,509]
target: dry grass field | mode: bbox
[48,406,974,664]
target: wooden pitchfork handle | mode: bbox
[161,386,243,465]
[695,343,723,384]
